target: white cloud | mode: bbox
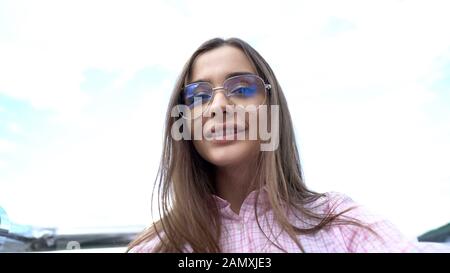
[0,159,7,169]
[0,78,172,228]
[0,138,16,153]
[0,0,186,119]
[7,122,23,134]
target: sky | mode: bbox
[0,0,449,239]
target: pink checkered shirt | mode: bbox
[130,189,450,253]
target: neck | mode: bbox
[215,161,258,214]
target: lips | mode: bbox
[204,123,247,140]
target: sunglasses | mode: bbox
[182,74,271,118]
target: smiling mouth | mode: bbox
[211,128,247,140]
[206,125,247,141]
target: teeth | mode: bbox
[204,124,247,140]
[211,128,246,139]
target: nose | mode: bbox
[208,89,231,118]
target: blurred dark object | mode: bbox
[418,223,450,243]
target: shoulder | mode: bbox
[305,191,366,218]
[128,229,164,253]
[128,238,161,253]
[321,191,386,224]
[128,229,194,253]
[320,192,450,252]
[322,191,361,211]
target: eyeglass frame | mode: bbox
[181,74,272,118]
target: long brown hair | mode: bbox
[128,37,373,252]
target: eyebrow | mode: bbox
[189,71,255,85]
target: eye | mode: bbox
[184,83,212,107]
[186,92,211,107]
[230,85,257,97]
[195,92,212,101]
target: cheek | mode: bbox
[192,139,206,156]
[186,116,207,139]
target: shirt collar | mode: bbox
[211,186,271,220]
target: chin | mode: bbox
[196,140,260,167]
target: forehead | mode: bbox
[190,45,256,83]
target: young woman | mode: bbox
[128,38,448,253]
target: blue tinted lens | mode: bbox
[232,86,257,97]
[227,74,261,98]
[184,83,212,107]
[184,83,200,98]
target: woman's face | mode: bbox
[188,45,261,167]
